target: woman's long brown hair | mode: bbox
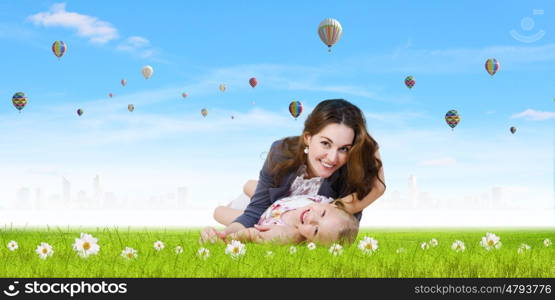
[268,99,385,201]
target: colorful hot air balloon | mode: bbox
[231,115,235,120]
[219,84,226,92]
[121,79,127,87]
[12,92,27,112]
[318,18,343,52]
[181,92,188,98]
[289,100,303,120]
[405,76,416,89]
[249,77,258,88]
[109,93,113,98]
[128,104,135,112]
[201,108,208,117]
[510,126,516,134]
[52,41,67,59]
[77,108,84,116]
[485,58,499,76]
[142,65,153,79]
[445,110,460,130]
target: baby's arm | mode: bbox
[228,225,302,244]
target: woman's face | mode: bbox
[304,123,354,179]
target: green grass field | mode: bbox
[1,227,553,277]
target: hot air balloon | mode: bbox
[318,18,343,52]
[77,108,84,116]
[12,92,27,112]
[485,58,499,76]
[142,65,153,79]
[52,41,67,59]
[445,110,460,130]
[121,79,127,87]
[510,126,516,134]
[128,104,135,112]
[231,115,235,120]
[201,108,208,117]
[219,84,226,92]
[289,100,303,120]
[249,77,258,88]
[109,93,113,98]
[181,92,188,98]
[405,76,415,89]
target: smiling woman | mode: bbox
[203,99,385,245]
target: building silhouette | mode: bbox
[62,177,71,204]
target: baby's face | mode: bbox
[296,202,348,244]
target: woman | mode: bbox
[207,98,385,241]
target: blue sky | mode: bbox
[0,1,553,212]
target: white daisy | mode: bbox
[7,240,18,251]
[225,240,246,259]
[451,240,465,252]
[430,238,439,247]
[197,247,210,260]
[328,243,343,256]
[307,242,316,250]
[517,243,531,254]
[265,250,274,258]
[421,242,429,250]
[35,242,53,259]
[358,236,379,255]
[480,232,502,250]
[175,246,184,254]
[544,239,552,247]
[153,240,165,251]
[72,233,100,258]
[396,248,405,254]
[289,246,297,255]
[121,247,138,260]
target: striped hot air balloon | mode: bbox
[485,58,499,76]
[201,108,208,117]
[181,92,188,98]
[317,18,343,52]
[128,104,135,112]
[12,92,27,112]
[510,126,516,134]
[289,100,303,120]
[405,76,416,89]
[445,110,460,130]
[77,108,84,116]
[52,41,67,59]
[121,79,127,87]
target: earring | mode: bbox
[304,147,309,154]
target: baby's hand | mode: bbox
[254,224,277,232]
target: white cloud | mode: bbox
[116,36,155,58]
[27,3,118,44]
[511,109,555,121]
[418,157,457,166]
[344,43,555,74]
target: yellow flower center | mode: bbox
[42,248,48,254]
[487,240,494,246]
[83,242,90,250]
[365,244,372,249]
[127,253,133,258]
[232,247,239,254]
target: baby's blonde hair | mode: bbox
[329,199,360,245]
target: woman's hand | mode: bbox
[200,226,226,244]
